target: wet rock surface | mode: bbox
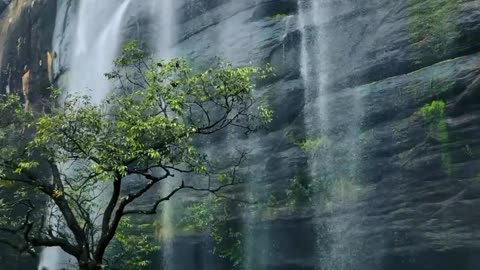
[167,0,480,269]
[0,0,56,268]
[1,0,480,269]
[0,0,56,109]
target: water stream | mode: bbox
[44,1,368,269]
[298,0,367,269]
[39,1,133,269]
[68,0,132,102]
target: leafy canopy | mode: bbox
[0,41,272,270]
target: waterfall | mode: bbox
[298,0,367,269]
[48,1,181,269]
[150,0,175,59]
[37,218,64,270]
[68,0,132,102]
[40,0,369,269]
[147,1,178,269]
[39,0,133,269]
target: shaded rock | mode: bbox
[0,0,57,110]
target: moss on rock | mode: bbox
[408,0,459,59]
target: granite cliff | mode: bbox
[1,0,480,269]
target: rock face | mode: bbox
[2,0,480,269]
[0,0,57,109]
[165,0,480,269]
[0,0,56,268]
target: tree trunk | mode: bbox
[78,265,102,270]
[78,260,102,270]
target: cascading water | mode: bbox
[3,0,479,268]
[298,0,367,269]
[68,0,133,102]
[42,1,368,269]
[36,206,67,270]
[150,0,175,59]
[39,0,133,269]
[148,1,177,269]
[49,1,185,269]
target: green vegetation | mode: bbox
[0,41,271,270]
[420,100,446,122]
[407,0,459,56]
[295,136,329,152]
[474,173,480,182]
[420,100,451,175]
[286,176,314,208]
[270,13,287,20]
[178,196,244,267]
[285,175,368,211]
[287,128,329,153]
[257,193,280,220]
[108,217,160,270]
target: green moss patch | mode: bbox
[408,0,459,56]
[419,100,451,175]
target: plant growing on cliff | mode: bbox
[0,41,272,270]
[286,176,313,208]
[178,195,244,267]
[270,13,287,20]
[407,0,459,56]
[420,100,451,175]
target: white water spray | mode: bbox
[149,1,177,269]
[68,0,132,102]
[150,0,176,59]
[298,0,366,269]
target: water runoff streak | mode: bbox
[298,0,366,269]
[149,1,177,269]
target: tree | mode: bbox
[0,41,272,270]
